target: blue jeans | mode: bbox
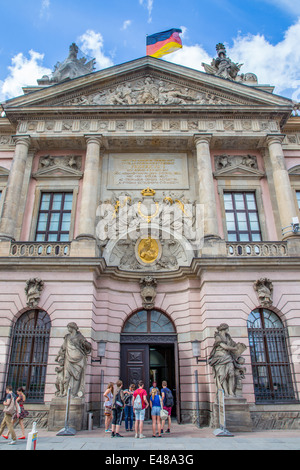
[124,405,133,430]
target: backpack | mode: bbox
[113,389,123,409]
[163,388,174,407]
[133,391,143,410]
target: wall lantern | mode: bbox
[91,340,107,364]
[191,339,207,364]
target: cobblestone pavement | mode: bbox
[1,421,299,451]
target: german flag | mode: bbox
[146,29,182,58]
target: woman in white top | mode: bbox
[103,382,114,432]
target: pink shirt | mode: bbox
[133,388,147,409]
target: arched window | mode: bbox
[247,309,296,403]
[123,309,175,334]
[6,310,51,403]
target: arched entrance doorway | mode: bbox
[120,309,180,422]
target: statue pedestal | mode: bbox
[213,396,253,432]
[48,397,86,432]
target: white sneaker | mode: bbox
[135,433,139,438]
[139,434,146,439]
[8,440,16,445]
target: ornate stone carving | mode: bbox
[39,155,82,170]
[215,154,258,171]
[254,278,273,307]
[98,189,198,271]
[208,323,247,397]
[25,278,44,308]
[54,322,92,398]
[140,276,157,309]
[202,43,258,84]
[38,43,95,85]
[61,76,236,107]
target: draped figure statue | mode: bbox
[55,322,92,398]
[208,323,246,397]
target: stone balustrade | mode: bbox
[226,242,288,257]
[10,242,71,257]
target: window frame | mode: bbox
[5,309,51,403]
[218,184,268,242]
[223,191,262,242]
[35,191,73,242]
[247,308,297,404]
[29,184,78,242]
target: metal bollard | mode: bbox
[26,422,38,450]
[88,412,93,431]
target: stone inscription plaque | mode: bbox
[107,153,189,189]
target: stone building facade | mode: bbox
[0,45,300,430]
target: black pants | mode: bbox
[112,407,123,426]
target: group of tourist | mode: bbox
[104,379,174,438]
[0,385,29,445]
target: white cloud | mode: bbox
[262,0,300,15]
[40,0,51,19]
[164,44,213,72]
[122,20,132,31]
[139,0,153,23]
[0,50,51,101]
[166,19,300,100]
[78,30,114,70]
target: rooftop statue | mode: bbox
[37,43,96,85]
[202,43,258,85]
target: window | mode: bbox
[224,192,262,242]
[35,192,73,242]
[123,310,175,334]
[6,310,51,402]
[247,309,296,403]
[296,191,300,210]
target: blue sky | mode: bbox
[1,0,300,101]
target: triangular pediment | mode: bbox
[2,56,293,112]
[33,164,83,180]
[214,155,265,179]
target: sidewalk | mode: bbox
[1,421,299,450]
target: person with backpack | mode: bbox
[123,383,135,432]
[0,385,17,445]
[132,380,149,439]
[111,380,125,438]
[161,381,174,434]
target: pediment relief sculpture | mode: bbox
[33,155,83,179]
[202,43,258,85]
[59,76,241,107]
[214,154,265,179]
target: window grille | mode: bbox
[248,309,296,403]
[6,310,51,403]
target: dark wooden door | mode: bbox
[120,344,150,390]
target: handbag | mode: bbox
[159,397,169,420]
[3,396,15,416]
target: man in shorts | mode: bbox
[132,380,149,439]
[161,381,173,434]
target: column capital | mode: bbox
[84,134,103,146]
[194,133,212,146]
[12,135,31,147]
[266,134,285,146]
